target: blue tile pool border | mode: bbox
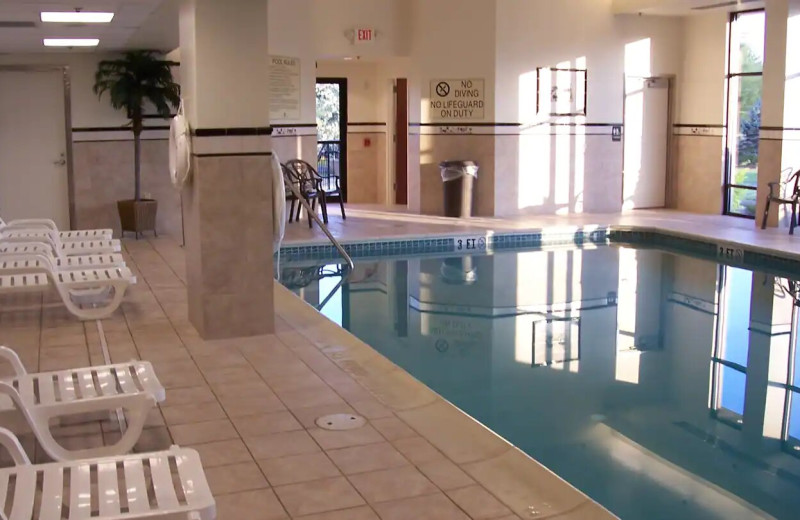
[277,226,800,277]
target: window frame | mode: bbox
[723,8,765,219]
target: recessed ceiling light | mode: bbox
[43,38,100,47]
[41,12,114,23]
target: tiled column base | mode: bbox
[183,150,275,339]
[673,135,724,214]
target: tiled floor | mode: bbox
[285,205,800,259]
[0,229,603,518]
[2,206,796,519]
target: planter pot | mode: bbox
[117,199,158,239]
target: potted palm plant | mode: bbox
[93,50,180,238]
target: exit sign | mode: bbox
[356,28,374,43]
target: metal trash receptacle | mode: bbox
[440,160,479,217]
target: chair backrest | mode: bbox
[286,159,321,181]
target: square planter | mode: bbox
[118,199,158,239]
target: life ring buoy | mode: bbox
[271,151,287,253]
[169,100,192,189]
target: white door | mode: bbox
[622,76,670,209]
[0,69,70,228]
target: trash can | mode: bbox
[440,160,479,217]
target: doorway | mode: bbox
[622,76,671,209]
[0,67,72,227]
[394,78,409,205]
[316,78,348,201]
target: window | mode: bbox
[724,10,766,217]
[711,266,753,427]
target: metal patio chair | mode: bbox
[762,167,800,235]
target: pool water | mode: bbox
[283,245,800,520]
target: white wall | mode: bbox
[496,0,685,124]
[312,0,410,59]
[677,13,728,125]
[316,60,382,122]
[0,53,130,128]
[269,0,317,125]
[410,0,497,123]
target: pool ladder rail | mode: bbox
[284,180,354,311]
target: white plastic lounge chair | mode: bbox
[0,247,125,274]
[0,216,113,241]
[0,255,135,320]
[0,428,216,520]
[0,347,165,462]
[0,233,121,257]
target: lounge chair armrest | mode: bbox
[0,347,28,375]
[0,427,30,465]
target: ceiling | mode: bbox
[613,0,765,15]
[0,0,179,53]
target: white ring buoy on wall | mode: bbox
[169,100,192,189]
[271,151,287,253]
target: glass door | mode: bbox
[316,78,348,201]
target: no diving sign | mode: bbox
[430,78,485,121]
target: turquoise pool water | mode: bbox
[283,245,800,520]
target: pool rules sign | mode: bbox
[430,78,485,121]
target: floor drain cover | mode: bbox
[315,413,367,431]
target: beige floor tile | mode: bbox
[294,506,379,520]
[257,452,341,486]
[289,403,357,429]
[130,426,172,453]
[267,372,329,395]
[347,466,438,504]
[327,442,409,475]
[169,419,239,445]
[308,425,384,450]
[215,489,288,520]
[232,411,303,438]
[218,393,287,418]
[391,436,445,465]
[205,461,270,495]
[160,385,217,407]
[418,459,476,491]
[212,380,276,398]
[446,485,513,519]
[462,451,589,518]
[190,439,253,468]
[369,417,417,441]
[244,430,320,460]
[273,476,365,517]
[161,401,226,426]
[278,387,346,411]
[397,401,509,465]
[372,493,470,520]
[349,398,394,419]
[201,365,262,385]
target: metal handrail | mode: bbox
[284,178,354,310]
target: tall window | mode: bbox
[724,10,766,217]
[711,266,753,427]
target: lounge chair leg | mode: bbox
[288,200,295,223]
[339,197,346,220]
[762,198,771,230]
[307,199,315,229]
[791,203,797,235]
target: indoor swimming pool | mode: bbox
[282,243,800,520]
